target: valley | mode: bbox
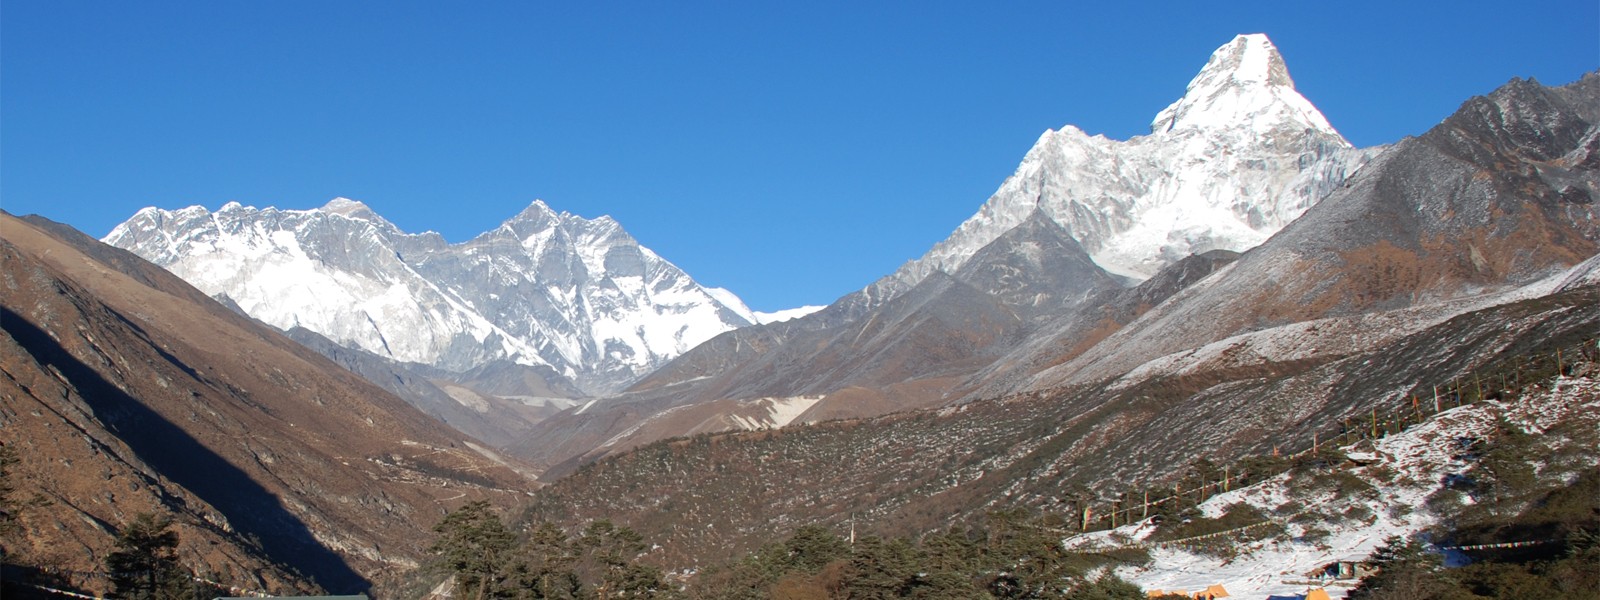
[2,31,1596,600]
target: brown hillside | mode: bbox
[0,213,535,595]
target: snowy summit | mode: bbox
[105,198,761,394]
[864,33,1373,301]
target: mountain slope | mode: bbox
[1028,73,1600,392]
[527,259,1600,573]
[513,33,1375,471]
[518,211,1126,474]
[279,326,571,449]
[105,199,755,395]
[1,213,533,594]
[859,33,1371,302]
[519,72,1600,572]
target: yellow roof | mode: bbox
[1204,584,1229,598]
[1306,589,1331,600]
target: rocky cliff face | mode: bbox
[105,199,756,395]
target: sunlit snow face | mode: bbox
[879,33,1363,289]
[103,198,759,395]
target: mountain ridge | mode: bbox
[105,198,758,396]
[515,33,1383,471]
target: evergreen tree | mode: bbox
[842,536,918,600]
[577,520,674,599]
[430,501,516,600]
[781,525,850,573]
[516,521,584,600]
[913,530,982,599]
[1348,535,1451,600]
[980,509,1074,599]
[1065,574,1143,600]
[105,513,188,600]
[0,444,18,540]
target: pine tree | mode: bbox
[1065,574,1144,600]
[516,521,584,600]
[577,520,674,599]
[105,513,188,600]
[841,536,918,600]
[1348,535,1450,600]
[0,444,18,540]
[781,525,849,573]
[429,501,516,600]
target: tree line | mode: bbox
[430,503,1157,600]
[429,500,676,600]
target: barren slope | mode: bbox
[0,214,534,595]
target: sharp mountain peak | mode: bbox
[1150,33,1340,138]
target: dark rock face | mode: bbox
[951,211,1122,322]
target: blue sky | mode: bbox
[3,2,1596,311]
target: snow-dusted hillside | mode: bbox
[1061,375,1600,599]
[863,33,1374,307]
[105,198,757,394]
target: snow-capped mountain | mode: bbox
[512,34,1384,469]
[105,198,758,394]
[863,34,1374,306]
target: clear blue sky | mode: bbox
[4,2,1596,311]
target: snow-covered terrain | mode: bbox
[1103,258,1599,393]
[1058,375,1600,599]
[706,286,826,325]
[753,306,827,324]
[727,395,825,430]
[105,198,760,394]
[862,34,1374,306]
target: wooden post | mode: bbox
[1224,466,1230,492]
[1371,407,1379,438]
[1557,348,1564,376]
[1143,491,1150,518]
[1433,385,1442,413]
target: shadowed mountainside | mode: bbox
[0,213,535,595]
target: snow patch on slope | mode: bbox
[1064,376,1600,599]
[728,395,825,430]
[754,306,826,324]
